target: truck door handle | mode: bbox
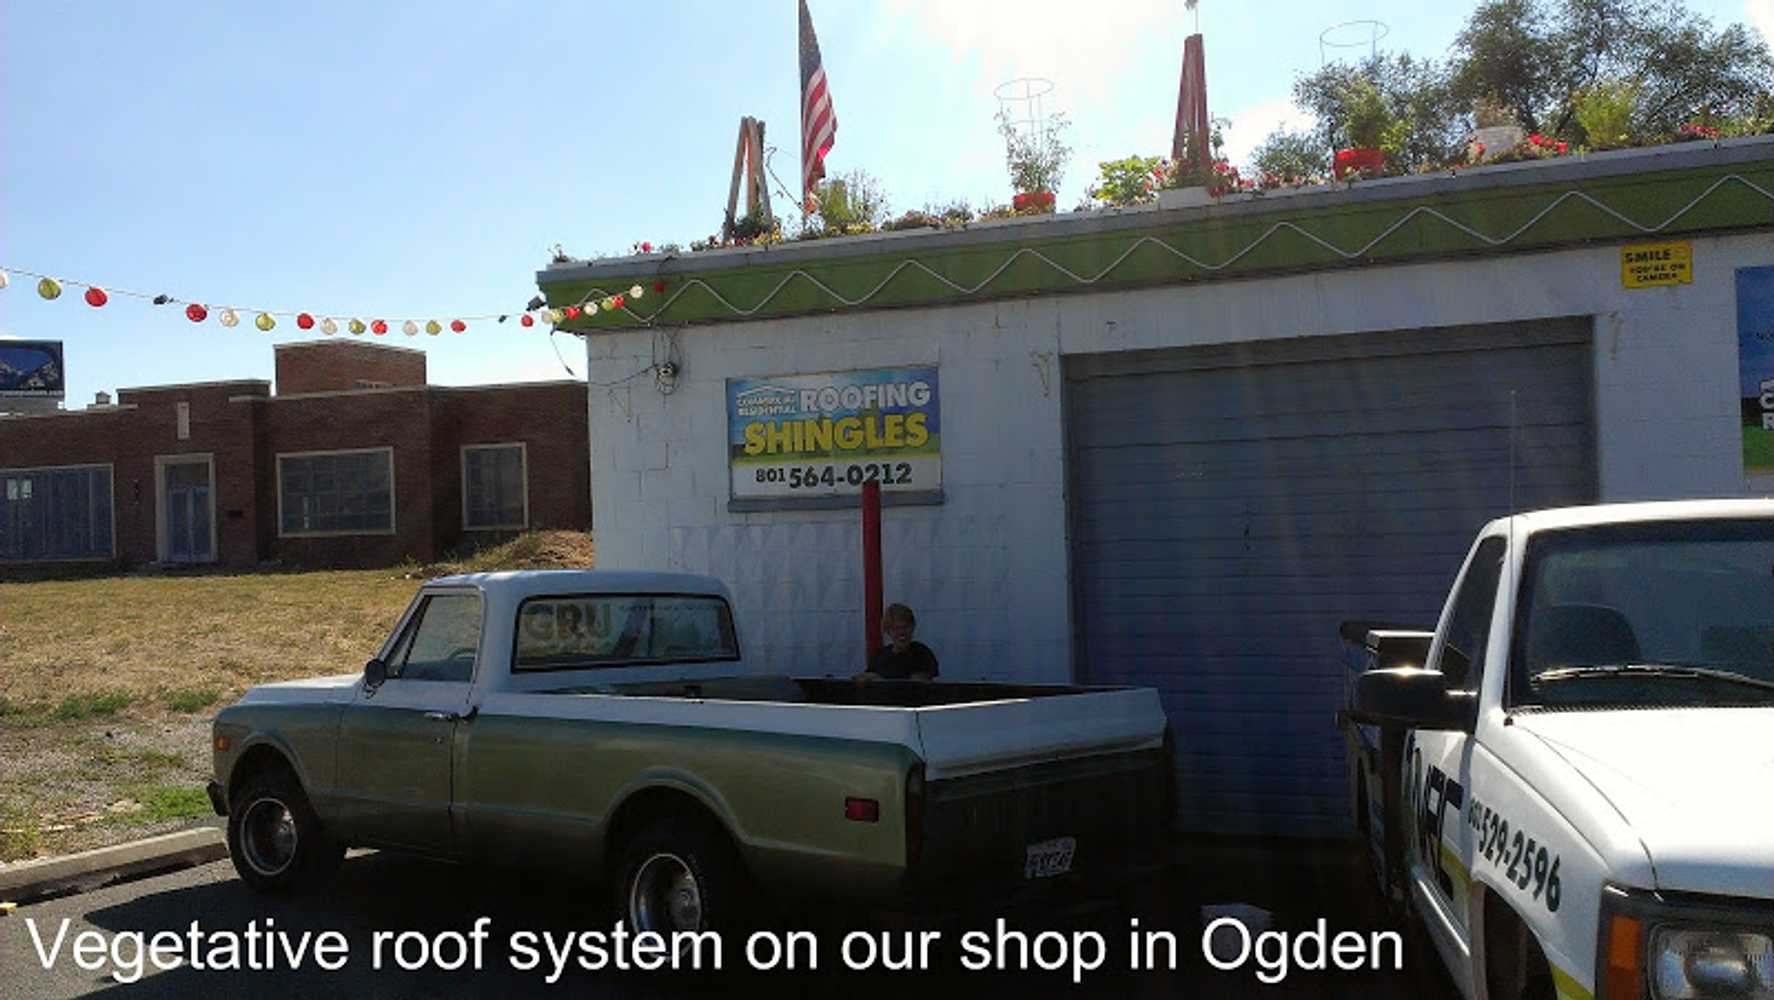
[422,707,477,723]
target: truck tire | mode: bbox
[226,769,343,893]
[613,816,749,940]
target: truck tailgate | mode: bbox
[906,688,1170,897]
[912,686,1168,780]
[914,747,1171,896]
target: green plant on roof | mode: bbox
[810,169,890,236]
[996,107,1072,195]
[1342,78,1394,150]
[1574,80,1639,149]
[1087,155,1165,207]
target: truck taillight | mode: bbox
[905,763,925,869]
[845,797,880,822]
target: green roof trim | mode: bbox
[539,143,1774,331]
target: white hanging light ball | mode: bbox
[402,319,419,336]
[0,270,9,291]
[219,308,240,328]
[629,284,644,299]
[320,317,338,336]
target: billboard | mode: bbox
[727,366,941,502]
[1741,267,1774,473]
[0,340,65,399]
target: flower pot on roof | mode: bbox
[1469,95,1524,163]
[1332,147,1385,178]
[1157,153,1246,206]
[1157,185,1212,208]
[1470,127,1524,163]
[998,106,1071,217]
[1334,79,1391,180]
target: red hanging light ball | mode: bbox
[450,319,466,333]
[652,281,666,294]
[186,303,209,323]
[371,319,388,335]
[84,286,109,307]
[564,305,580,320]
[520,314,535,327]
[297,312,315,330]
[613,295,625,310]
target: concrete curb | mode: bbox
[0,827,227,905]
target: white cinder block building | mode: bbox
[541,138,1774,836]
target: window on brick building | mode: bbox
[277,448,394,536]
[0,465,115,561]
[462,443,527,530]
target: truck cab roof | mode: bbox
[423,569,732,602]
[1482,497,1774,537]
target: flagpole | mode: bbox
[799,0,809,213]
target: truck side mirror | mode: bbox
[1349,668,1476,732]
[364,657,388,688]
[1365,630,1435,671]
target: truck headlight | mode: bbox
[1650,929,1773,1000]
[1600,885,1774,1000]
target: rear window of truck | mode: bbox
[513,594,741,671]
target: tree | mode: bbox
[1290,54,1464,171]
[1450,0,1774,138]
[1249,128,1327,182]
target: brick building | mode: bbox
[0,340,588,570]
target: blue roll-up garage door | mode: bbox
[1065,322,1596,837]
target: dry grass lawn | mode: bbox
[0,531,594,863]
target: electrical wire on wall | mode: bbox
[555,320,683,405]
[548,331,579,379]
[651,328,683,395]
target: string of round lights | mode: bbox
[0,265,664,336]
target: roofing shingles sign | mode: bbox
[727,366,941,504]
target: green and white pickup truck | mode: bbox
[207,570,1171,932]
[1341,500,1774,1000]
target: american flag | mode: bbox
[799,0,837,210]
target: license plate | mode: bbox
[1024,837,1076,879]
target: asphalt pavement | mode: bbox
[0,842,1457,999]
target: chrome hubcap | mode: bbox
[240,797,298,877]
[629,853,703,933]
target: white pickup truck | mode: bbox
[1341,499,1774,1000]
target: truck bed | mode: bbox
[545,677,1174,900]
[514,674,1169,783]
[542,675,1109,707]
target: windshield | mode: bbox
[1510,518,1774,708]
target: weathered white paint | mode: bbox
[584,232,1774,682]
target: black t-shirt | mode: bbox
[868,641,939,680]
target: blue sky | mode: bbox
[4,0,1766,408]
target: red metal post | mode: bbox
[861,480,883,664]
